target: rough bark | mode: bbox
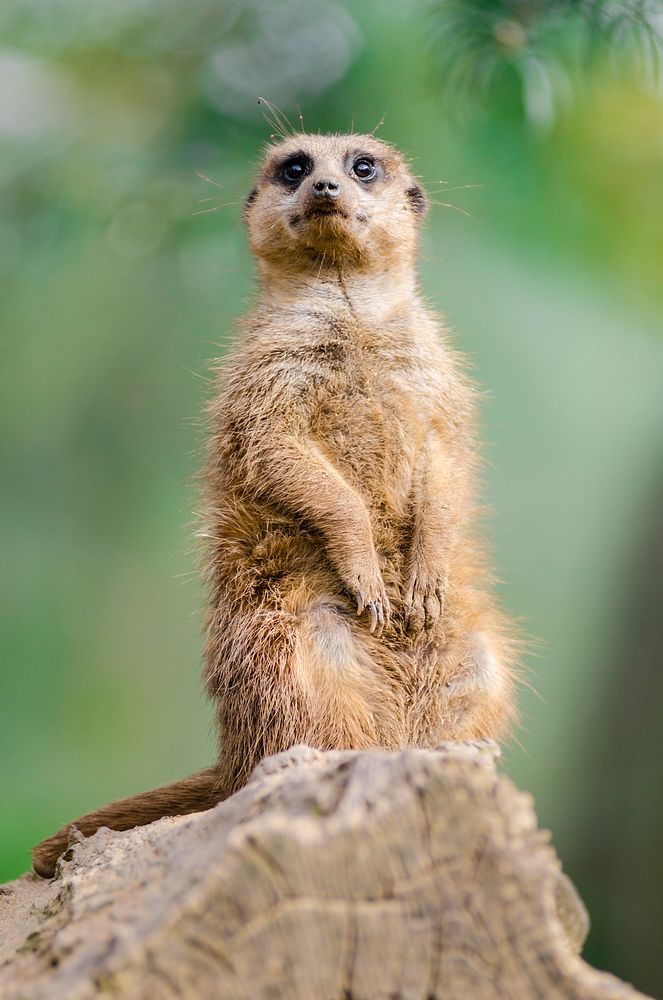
[0,743,653,1000]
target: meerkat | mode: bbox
[33,132,517,878]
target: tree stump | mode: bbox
[0,743,653,999]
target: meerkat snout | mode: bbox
[306,175,345,218]
[311,178,340,198]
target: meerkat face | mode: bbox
[244,134,428,270]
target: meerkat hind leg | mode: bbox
[443,630,514,741]
[293,598,396,749]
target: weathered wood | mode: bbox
[0,743,652,999]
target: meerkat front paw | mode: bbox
[332,537,391,637]
[342,563,391,636]
[404,566,446,636]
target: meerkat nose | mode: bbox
[312,178,340,199]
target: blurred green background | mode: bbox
[2,0,662,994]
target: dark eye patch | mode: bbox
[346,151,384,183]
[273,152,313,187]
[352,157,377,181]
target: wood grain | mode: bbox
[0,743,652,999]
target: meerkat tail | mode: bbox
[32,765,222,878]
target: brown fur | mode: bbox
[32,768,220,877]
[33,133,517,878]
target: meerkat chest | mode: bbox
[312,328,442,422]
[308,335,441,504]
[311,342,418,433]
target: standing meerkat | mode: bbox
[33,133,517,877]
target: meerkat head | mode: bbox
[244,133,428,273]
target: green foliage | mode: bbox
[425,0,662,124]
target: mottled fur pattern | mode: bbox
[33,133,517,878]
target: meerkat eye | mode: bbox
[280,156,312,185]
[352,157,377,181]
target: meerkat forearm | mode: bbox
[404,438,464,633]
[249,434,390,628]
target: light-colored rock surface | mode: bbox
[0,743,652,999]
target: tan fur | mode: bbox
[33,133,518,878]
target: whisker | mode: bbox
[192,205,226,216]
[429,200,475,219]
[192,200,242,216]
[257,106,288,140]
[195,171,224,189]
[370,109,388,135]
[428,182,482,192]
[257,97,296,138]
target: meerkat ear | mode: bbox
[406,184,428,216]
[243,186,258,217]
